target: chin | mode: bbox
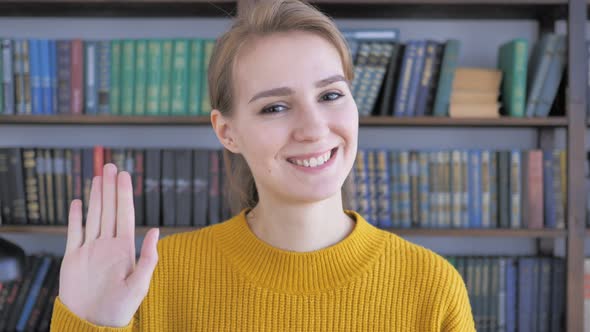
[280,182,344,205]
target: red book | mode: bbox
[523,150,544,229]
[70,39,84,114]
[93,145,104,176]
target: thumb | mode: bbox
[126,228,159,298]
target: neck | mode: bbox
[246,192,355,252]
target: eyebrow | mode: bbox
[248,74,347,104]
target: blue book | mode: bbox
[550,259,565,332]
[433,39,461,116]
[390,151,401,228]
[468,150,482,228]
[525,34,557,117]
[537,258,551,332]
[405,40,427,117]
[375,150,392,227]
[393,42,417,117]
[399,151,411,228]
[518,258,535,331]
[429,151,439,227]
[39,39,51,115]
[543,150,556,228]
[28,39,42,115]
[414,40,440,116]
[510,150,522,228]
[49,40,57,115]
[85,41,98,115]
[535,35,566,117]
[505,258,517,332]
[15,256,52,331]
[418,151,430,228]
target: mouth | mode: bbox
[286,147,338,168]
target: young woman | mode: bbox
[51,0,475,330]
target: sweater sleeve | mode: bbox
[50,296,139,332]
[441,267,476,332]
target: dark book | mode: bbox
[44,149,56,225]
[112,148,126,172]
[208,150,221,225]
[145,149,161,227]
[175,149,192,227]
[53,149,67,225]
[414,40,442,116]
[64,149,74,217]
[36,257,62,332]
[192,149,209,227]
[9,148,27,224]
[161,149,176,227]
[25,256,60,331]
[22,148,40,225]
[16,255,52,331]
[133,149,145,227]
[72,148,83,202]
[0,259,32,331]
[219,150,232,221]
[5,255,42,332]
[424,43,444,115]
[57,40,72,114]
[550,258,565,332]
[82,148,94,226]
[377,43,402,116]
[0,279,18,324]
[497,151,510,229]
[35,148,48,225]
[0,149,12,223]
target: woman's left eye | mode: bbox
[320,92,344,102]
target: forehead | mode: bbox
[233,31,344,100]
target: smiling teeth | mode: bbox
[292,150,332,168]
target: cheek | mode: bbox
[236,123,287,168]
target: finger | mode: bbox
[85,176,102,244]
[116,171,135,239]
[100,163,118,238]
[126,228,159,298]
[65,199,83,255]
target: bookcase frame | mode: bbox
[0,0,587,330]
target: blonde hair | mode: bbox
[208,0,354,214]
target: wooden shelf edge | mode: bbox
[0,115,569,127]
[0,225,567,238]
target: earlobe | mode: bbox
[211,109,240,153]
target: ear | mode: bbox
[211,109,240,153]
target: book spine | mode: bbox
[10,148,28,224]
[432,39,461,117]
[201,39,215,115]
[133,149,144,227]
[35,149,47,224]
[536,35,567,117]
[543,150,556,228]
[393,41,416,117]
[511,40,528,117]
[481,150,491,228]
[171,39,189,116]
[85,41,98,115]
[97,40,111,115]
[145,149,161,227]
[399,151,411,228]
[414,40,438,116]
[405,40,426,116]
[2,39,14,114]
[389,151,399,227]
[30,39,42,115]
[53,149,67,225]
[22,148,40,225]
[50,40,58,114]
[56,40,72,114]
[134,39,148,115]
[146,40,163,116]
[208,150,220,225]
[121,39,136,116]
[509,150,522,228]
[159,39,173,116]
[367,150,377,225]
[15,256,52,331]
[40,39,52,114]
[418,151,430,228]
[376,150,391,227]
[110,40,122,115]
[192,149,209,226]
[175,149,192,226]
[22,39,31,114]
[525,35,556,117]
[70,39,83,114]
[13,39,25,114]
[428,151,438,227]
[188,39,203,116]
[451,150,462,228]
[409,151,419,227]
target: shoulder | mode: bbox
[155,221,227,262]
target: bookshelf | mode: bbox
[0,0,586,331]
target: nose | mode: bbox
[292,102,330,142]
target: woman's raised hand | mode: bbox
[58,163,160,327]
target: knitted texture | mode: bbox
[51,210,475,331]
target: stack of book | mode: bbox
[449,68,502,118]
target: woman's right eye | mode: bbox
[260,104,287,114]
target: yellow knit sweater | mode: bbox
[51,210,475,331]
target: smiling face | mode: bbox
[217,31,358,206]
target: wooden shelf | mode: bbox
[0,0,237,17]
[0,225,567,238]
[0,114,569,127]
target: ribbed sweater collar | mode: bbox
[212,209,390,295]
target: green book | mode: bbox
[159,39,173,116]
[432,39,461,117]
[120,39,136,116]
[146,40,162,116]
[134,39,148,115]
[188,39,203,116]
[110,40,122,115]
[498,38,528,118]
[201,39,215,115]
[170,39,189,115]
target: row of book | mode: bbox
[0,254,565,332]
[0,147,231,228]
[350,149,566,229]
[0,38,215,117]
[0,254,61,332]
[449,256,565,332]
[0,147,569,229]
[344,30,567,118]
